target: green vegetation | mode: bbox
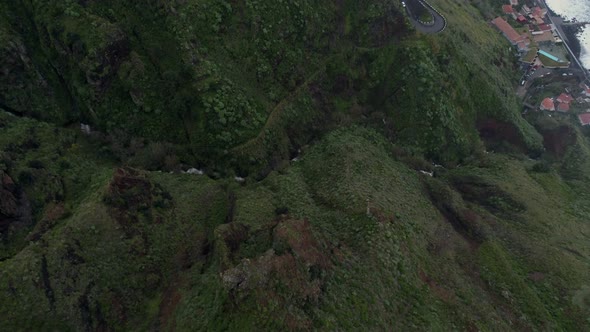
[419,11,434,23]
[539,53,569,68]
[539,54,570,68]
[1,0,590,330]
[523,47,539,63]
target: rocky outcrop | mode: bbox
[221,218,331,329]
[79,27,131,95]
[103,167,172,227]
[106,168,152,203]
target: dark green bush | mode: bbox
[27,160,45,169]
[531,162,551,173]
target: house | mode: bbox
[534,16,545,25]
[579,113,590,126]
[517,41,529,52]
[540,97,555,111]
[510,0,518,5]
[517,15,527,23]
[581,84,590,97]
[522,5,531,15]
[532,6,548,18]
[533,31,555,43]
[502,5,517,19]
[557,102,570,112]
[538,23,552,31]
[492,17,530,47]
[557,93,574,104]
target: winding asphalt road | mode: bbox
[403,0,446,34]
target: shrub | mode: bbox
[27,160,45,169]
[531,162,551,173]
[400,155,434,172]
[17,170,34,185]
[129,142,178,171]
[0,153,13,172]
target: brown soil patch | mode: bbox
[102,168,173,246]
[539,125,576,157]
[158,280,183,331]
[274,218,331,269]
[477,119,527,152]
[220,217,333,330]
[26,202,66,242]
[528,272,545,282]
[418,270,457,304]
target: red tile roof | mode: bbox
[540,97,555,111]
[492,17,528,44]
[538,23,551,31]
[503,5,515,14]
[557,102,570,112]
[579,113,590,126]
[557,93,573,104]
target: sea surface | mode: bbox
[545,0,590,69]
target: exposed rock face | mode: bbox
[0,171,31,235]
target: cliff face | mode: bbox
[1,0,590,330]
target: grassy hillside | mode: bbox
[1,120,589,330]
[1,0,590,330]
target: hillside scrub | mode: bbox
[1,0,590,330]
[1,0,541,171]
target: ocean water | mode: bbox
[545,0,590,69]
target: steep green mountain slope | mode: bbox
[1,0,590,330]
[1,0,541,169]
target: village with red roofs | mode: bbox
[491,0,590,127]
